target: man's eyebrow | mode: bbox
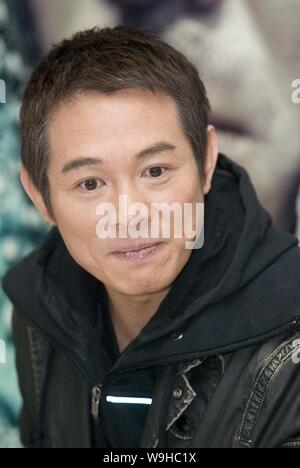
[62,156,104,174]
[61,142,176,174]
[136,142,176,159]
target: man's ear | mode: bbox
[20,165,56,226]
[202,125,219,195]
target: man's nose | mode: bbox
[110,182,150,227]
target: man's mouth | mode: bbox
[111,241,163,254]
[110,242,164,262]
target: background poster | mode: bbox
[0,0,299,448]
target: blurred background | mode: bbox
[0,0,299,447]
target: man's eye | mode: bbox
[143,166,168,178]
[79,179,103,191]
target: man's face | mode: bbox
[44,89,206,297]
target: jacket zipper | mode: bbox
[91,384,102,419]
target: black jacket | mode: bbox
[3,153,300,448]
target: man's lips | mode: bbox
[110,241,163,254]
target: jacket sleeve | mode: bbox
[279,439,300,448]
[12,308,51,448]
[238,329,300,448]
[266,333,300,448]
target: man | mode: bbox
[2,26,300,449]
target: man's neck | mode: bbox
[105,287,171,353]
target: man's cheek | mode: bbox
[55,206,93,235]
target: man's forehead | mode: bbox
[48,89,181,136]
[46,91,187,167]
[52,88,177,114]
